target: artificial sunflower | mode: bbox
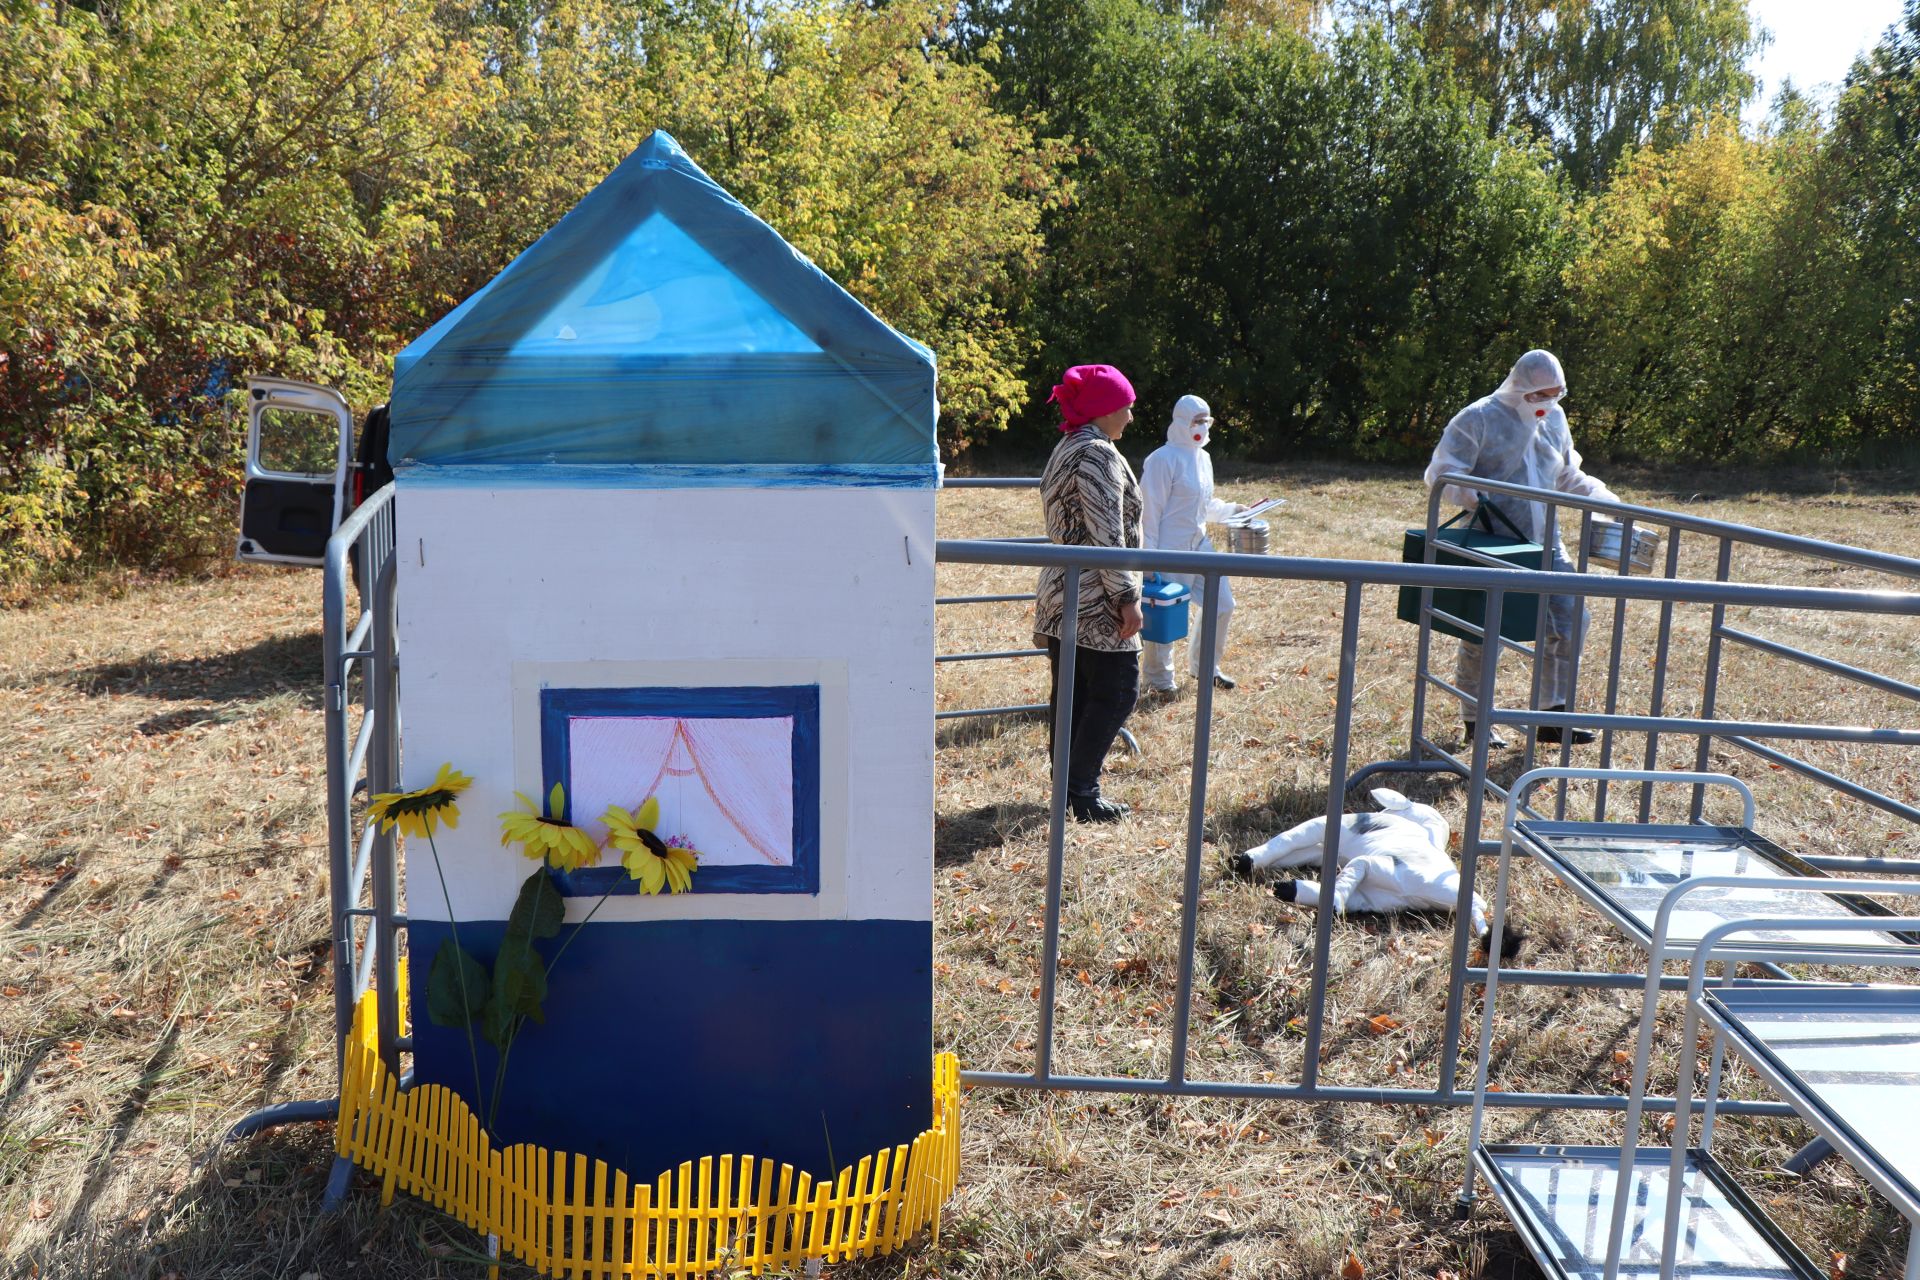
[659,834,700,894]
[602,798,698,894]
[368,763,471,840]
[499,782,601,872]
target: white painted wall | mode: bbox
[394,481,935,925]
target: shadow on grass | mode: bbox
[66,631,325,723]
[936,802,1050,867]
[25,1125,526,1280]
[53,1020,183,1245]
[11,859,81,931]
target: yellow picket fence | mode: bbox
[333,989,961,1278]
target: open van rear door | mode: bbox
[236,378,352,565]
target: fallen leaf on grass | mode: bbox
[1341,1250,1365,1280]
[1366,1014,1402,1034]
[1,985,23,997]
[28,1197,53,1220]
[1830,1252,1847,1280]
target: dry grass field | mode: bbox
[4,459,1919,1279]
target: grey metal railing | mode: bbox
[938,500,1920,1116]
[1377,477,1920,1098]
[934,475,1161,756]
[935,476,1051,722]
[226,484,399,1186]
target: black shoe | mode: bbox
[1069,795,1129,824]
[1212,671,1237,691]
[1228,853,1255,880]
[1464,722,1510,750]
[1536,707,1596,745]
[1272,879,1301,902]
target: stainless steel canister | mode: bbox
[1585,516,1661,573]
[1226,519,1270,556]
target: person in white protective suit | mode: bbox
[1140,395,1246,692]
[1424,350,1618,748]
[1230,788,1520,957]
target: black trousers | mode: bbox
[1044,638,1139,800]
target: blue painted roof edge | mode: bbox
[390,130,937,464]
[394,461,941,490]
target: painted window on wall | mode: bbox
[540,685,820,895]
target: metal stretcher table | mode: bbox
[1465,769,1920,1280]
[1663,938,1920,1280]
[1472,1143,1822,1280]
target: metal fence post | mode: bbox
[1167,574,1224,1087]
[1300,582,1364,1087]
[1034,569,1080,1085]
[369,548,403,1074]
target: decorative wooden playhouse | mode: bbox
[329,130,957,1274]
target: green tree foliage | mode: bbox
[1561,120,1878,456]
[1008,11,1569,457]
[0,0,485,589]
[6,0,1920,591]
[1828,0,1920,438]
[1346,0,1759,189]
[0,0,1061,591]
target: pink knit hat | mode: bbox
[1048,364,1136,430]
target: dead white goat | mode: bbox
[1231,788,1519,956]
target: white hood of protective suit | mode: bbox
[1423,348,1616,547]
[1493,349,1566,423]
[1168,394,1211,448]
[1141,394,1234,552]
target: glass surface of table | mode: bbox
[1515,822,1912,953]
[1476,1144,1821,1280]
[1705,985,1920,1215]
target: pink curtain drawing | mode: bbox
[567,714,793,867]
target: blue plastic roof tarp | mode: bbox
[389,132,938,469]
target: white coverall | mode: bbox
[1240,788,1489,937]
[1423,350,1617,715]
[1140,395,1239,690]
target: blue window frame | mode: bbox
[539,685,820,895]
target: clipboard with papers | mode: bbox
[1224,497,1285,526]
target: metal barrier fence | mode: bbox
[228,483,399,1194]
[236,478,1920,1167]
[1373,475,1920,1103]
[939,479,1920,1118]
[934,477,1048,722]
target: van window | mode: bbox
[257,406,340,476]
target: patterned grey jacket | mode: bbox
[1033,425,1144,652]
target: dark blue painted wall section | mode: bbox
[407,917,933,1179]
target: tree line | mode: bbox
[1,0,1916,590]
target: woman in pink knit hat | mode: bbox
[1033,364,1143,824]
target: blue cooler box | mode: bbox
[1141,576,1192,643]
